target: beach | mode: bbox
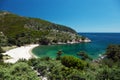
[3,44,39,63]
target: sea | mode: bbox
[32,33,120,59]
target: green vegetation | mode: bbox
[56,50,63,60]
[0,47,4,62]
[77,51,93,61]
[96,44,120,80]
[28,45,120,80]
[0,32,8,46]
[96,66,120,80]
[106,44,120,61]
[61,56,87,70]
[0,11,84,46]
[81,36,86,41]
[0,62,40,80]
[28,58,88,80]
[0,11,120,79]
[0,44,120,79]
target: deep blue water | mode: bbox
[32,33,120,59]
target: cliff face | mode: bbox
[0,11,90,46]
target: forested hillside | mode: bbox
[0,11,85,46]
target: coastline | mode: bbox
[52,38,91,45]
[2,38,91,64]
[3,44,39,63]
[29,45,39,59]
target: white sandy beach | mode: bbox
[3,44,39,63]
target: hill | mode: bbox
[0,11,89,46]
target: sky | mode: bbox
[0,0,120,32]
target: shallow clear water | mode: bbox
[32,33,120,59]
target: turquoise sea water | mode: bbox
[32,33,120,59]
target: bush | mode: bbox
[77,51,93,61]
[0,62,40,80]
[96,67,120,80]
[106,45,120,61]
[61,56,87,70]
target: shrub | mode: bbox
[61,56,87,70]
[106,45,120,61]
[77,51,93,61]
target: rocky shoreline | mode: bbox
[52,38,91,45]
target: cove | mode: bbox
[32,33,120,59]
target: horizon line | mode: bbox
[78,32,120,33]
